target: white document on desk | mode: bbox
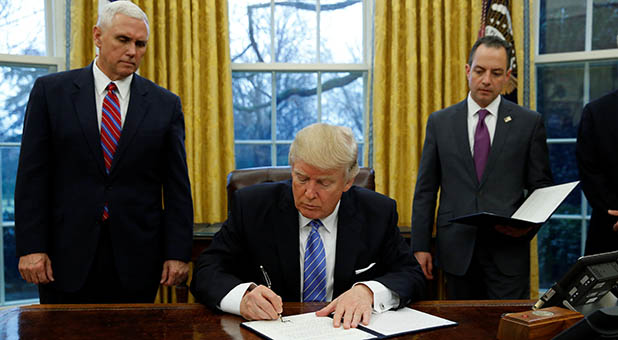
[241,312,376,340]
[364,307,457,337]
[241,308,457,339]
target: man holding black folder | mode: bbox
[411,36,553,299]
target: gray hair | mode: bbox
[97,1,150,36]
[289,123,359,181]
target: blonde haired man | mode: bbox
[192,123,424,329]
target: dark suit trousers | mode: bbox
[38,221,160,304]
[445,232,530,300]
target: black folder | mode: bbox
[448,181,580,230]
[450,212,541,229]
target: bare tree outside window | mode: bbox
[229,0,366,168]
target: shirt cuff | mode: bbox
[356,281,400,313]
[218,282,255,316]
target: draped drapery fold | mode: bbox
[372,1,481,226]
[372,0,538,299]
[70,0,235,225]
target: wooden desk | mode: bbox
[0,300,532,339]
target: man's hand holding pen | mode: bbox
[240,284,283,321]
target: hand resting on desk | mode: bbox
[240,285,282,320]
[315,283,374,330]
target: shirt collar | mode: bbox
[299,200,341,234]
[92,58,133,100]
[467,92,501,117]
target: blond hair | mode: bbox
[289,123,359,181]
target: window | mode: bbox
[0,0,65,305]
[229,0,371,168]
[535,0,618,290]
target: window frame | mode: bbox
[230,0,373,168]
[534,0,618,289]
[0,0,66,306]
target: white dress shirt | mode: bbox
[467,93,501,155]
[218,201,400,316]
[93,59,133,130]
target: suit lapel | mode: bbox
[109,74,150,176]
[72,65,106,176]
[333,191,363,297]
[275,186,301,300]
[481,98,512,185]
[453,101,478,183]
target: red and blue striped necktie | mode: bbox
[101,82,121,220]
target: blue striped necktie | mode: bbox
[303,219,327,302]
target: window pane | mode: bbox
[229,1,272,63]
[538,219,584,289]
[276,143,290,166]
[274,1,316,63]
[1,147,19,223]
[276,72,318,140]
[235,144,271,169]
[320,0,363,63]
[592,0,618,50]
[589,60,618,100]
[233,72,272,140]
[0,0,46,56]
[321,72,364,140]
[547,143,581,214]
[539,0,586,54]
[0,64,54,143]
[4,226,38,301]
[537,63,584,138]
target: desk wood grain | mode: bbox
[0,300,533,339]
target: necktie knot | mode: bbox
[477,109,489,121]
[309,219,322,231]
[106,82,118,93]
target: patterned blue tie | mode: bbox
[303,219,327,302]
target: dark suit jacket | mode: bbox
[412,98,553,276]
[15,64,194,292]
[576,89,618,255]
[191,180,425,310]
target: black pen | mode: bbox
[260,265,284,322]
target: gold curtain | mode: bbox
[373,0,538,299]
[70,0,234,224]
[373,1,481,226]
[70,1,235,302]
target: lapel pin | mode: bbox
[504,116,512,123]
